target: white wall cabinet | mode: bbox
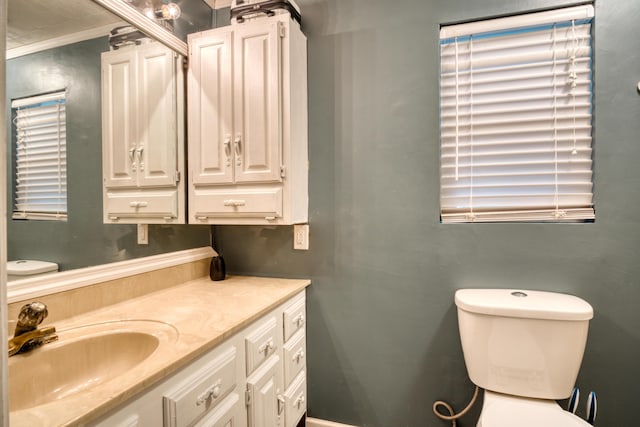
[187,16,308,225]
[90,291,307,427]
[101,42,185,224]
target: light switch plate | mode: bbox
[293,224,309,250]
[137,224,148,245]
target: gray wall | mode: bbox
[216,0,640,426]
[6,38,210,271]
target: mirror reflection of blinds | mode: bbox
[12,91,67,220]
[439,5,595,223]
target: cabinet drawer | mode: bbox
[194,393,241,427]
[283,371,306,427]
[245,316,278,375]
[106,190,178,220]
[283,293,305,342]
[163,347,237,427]
[283,329,306,387]
[192,188,283,219]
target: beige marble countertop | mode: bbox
[9,275,310,427]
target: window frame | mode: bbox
[438,5,595,223]
[11,90,68,221]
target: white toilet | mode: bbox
[455,288,594,427]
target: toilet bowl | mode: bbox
[454,289,594,427]
[478,390,591,427]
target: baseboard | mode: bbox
[306,418,360,427]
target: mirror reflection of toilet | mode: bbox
[455,288,594,426]
[7,260,58,282]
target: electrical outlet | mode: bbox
[137,224,148,245]
[293,224,309,250]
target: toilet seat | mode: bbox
[478,391,591,427]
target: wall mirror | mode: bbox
[4,0,214,289]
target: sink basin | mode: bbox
[9,320,178,412]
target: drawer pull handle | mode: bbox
[129,201,148,208]
[277,394,285,415]
[295,393,305,409]
[293,314,305,328]
[223,199,246,207]
[196,381,222,406]
[258,339,276,355]
[293,349,305,363]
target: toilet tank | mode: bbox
[455,289,593,400]
[7,260,58,281]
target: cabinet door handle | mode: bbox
[136,146,144,171]
[223,199,246,207]
[293,314,305,328]
[258,339,276,354]
[295,393,305,409]
[234,134,242,165]
[277,394,285,415]
[129,147,136,171]
[224,135,232,161]
[196,381,222,406]
[293,349,305,363]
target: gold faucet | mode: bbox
[8,302,58,357]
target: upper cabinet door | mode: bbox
[102,49,137,188]
[137,44,178,187]
[233,21,282,184]
[189,31,234,185]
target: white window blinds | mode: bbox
[12,91,67,220]
[439,5,595,223]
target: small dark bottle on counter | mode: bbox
[209,255,226,281]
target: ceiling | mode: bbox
[7,0,122,51]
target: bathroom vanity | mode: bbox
[7,256,309,427]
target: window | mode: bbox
[12,91,67,220]
[439,5,595,223]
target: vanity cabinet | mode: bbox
[90,291,307,427]
[187,15,308,225]
[101,42,185,224]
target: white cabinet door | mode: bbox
[187,16,308,225]
[188,31,234,185]
[102,49,137,188]
[102,42,184,224]
[246,355,282,427]
[137,44,178,188]
[233,21,282,184]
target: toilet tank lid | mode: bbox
[7,260,59,275]
[455,289,593,321]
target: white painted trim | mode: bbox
[7,247,216,303]
[6,23,123,60]
[306,418,360,427]
[0,0,9,422]
[91,0,187,56]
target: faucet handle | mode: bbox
[14,301,49,336]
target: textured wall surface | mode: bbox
[216,0,640,426]
[6,37,210,271]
